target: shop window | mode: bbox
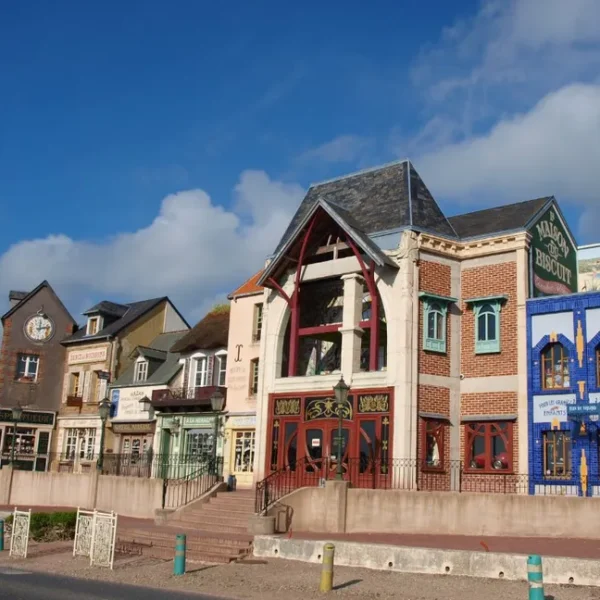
[233,430,256,473]
[15,354,39,381]
[541,343,570,389]
[217,354,227,386]
[474,302,501,354]
[542,430,571,478]
[465,421,512,472]
[64,428,96,460]
[134,360,148,383]
[253,304,263,343]
[195,357,208,387]
[422,420,444,471]
[3,426,36,455]
[249,359,259,395]
[187,431,213,460]
[284,422,298,470]
[423,300,447,353]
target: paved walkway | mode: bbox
[292,531,600,559]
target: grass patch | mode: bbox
[4,511,77,542]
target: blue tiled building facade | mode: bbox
[527,292,600,496]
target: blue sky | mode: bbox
[1,0,600,323]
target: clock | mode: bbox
[24,313,54,343]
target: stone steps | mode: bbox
[116,490,256,565]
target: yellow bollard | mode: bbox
[319,543,335,593]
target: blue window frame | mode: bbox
[419,292,457,354]
[466,295,507,355]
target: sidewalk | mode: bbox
[291,531,600,559]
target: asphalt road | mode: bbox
[0,566,228,600]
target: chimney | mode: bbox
[8,291,28,308]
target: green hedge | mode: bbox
[4,511,77,542]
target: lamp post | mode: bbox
[210,390,225,473]
[10,405,23,465]
[97,397,111,471]
[333,376,350,481]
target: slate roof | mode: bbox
[2,280,78,325]
[228,270,264,299]
[273,160,457,256]
[62,297,177,345]
[448,197,552,240]
[170,307,230,354]
[83,300,129,318]
[110,331,187,388]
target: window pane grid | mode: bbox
[543,431,571,478]
[541,343,570,389]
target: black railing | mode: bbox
[162,456,224,509]
[255,457,582,514]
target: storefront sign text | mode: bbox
[112,422,155,435]
[0,410,55,427]
[68,347,108,365]
[532,394,576,423]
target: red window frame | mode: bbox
[421,419,445,472]
[464,421,513,474]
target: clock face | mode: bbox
[24,314,54,342]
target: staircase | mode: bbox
[116,489,255,564]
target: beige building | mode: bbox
[54,297,188,470]
[223,271,264,488]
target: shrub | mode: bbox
[3,511,77,542]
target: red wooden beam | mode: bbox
[267,277,291,305]
[288,214,318,377]
[298,324,341,337]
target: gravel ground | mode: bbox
[0,548,599,600]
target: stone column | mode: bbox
[339,273,364,380]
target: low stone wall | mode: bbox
[269,482,600,539]
[254,536,599,587]
[0,466,163,518]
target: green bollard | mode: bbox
[0,519,4,552]
[174,534,186,576]
[527,555,544,600]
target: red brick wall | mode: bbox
[0,318,13,402]
[460,261,518,377]
[419,260,452,377]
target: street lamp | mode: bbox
[139,395,152,412]
[10,405,23,465]
[97,397,111,471]
[210,390,225,469]
[333,376,350,481]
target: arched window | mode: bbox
[421,293,453,354]
[475,303,501,353]
[541,343,570,390]
[427,302,444,341]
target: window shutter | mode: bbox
[36,431,50,454]
[82,371,91,402]
[207,355,215,386]
[182,358,191,390]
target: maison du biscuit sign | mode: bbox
[68,347,108,365]
[529,206,578,297]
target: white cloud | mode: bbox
[297,135,373,164]
[0,171,304,321]
[415,83,600,235]
[411,0,600,134]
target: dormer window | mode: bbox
[134,360,148,383]
[87,316,101,336]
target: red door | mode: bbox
[302,423,351,483]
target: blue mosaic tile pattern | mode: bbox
[527,292,600,496]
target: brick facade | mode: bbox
[418,260,451,377]
[461,261,518,378]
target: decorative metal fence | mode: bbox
[162,456,224,509]
[255,457,582,515]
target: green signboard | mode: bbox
[529,204,578,297]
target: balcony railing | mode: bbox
[151,386,226,408]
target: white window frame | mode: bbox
[195,356,209,387]
[134,359,149,383]
[16,354,39,381]
[250,358,259,396]
[217,353,227,387]
[253,303,263,343]
[232,429,256,473]
[86,316,102,336]
[65,428,96,460]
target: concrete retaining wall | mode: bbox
[269,483,600,539]
[254,536,600,587]
[96,475,163,519]
[10,469,95,508]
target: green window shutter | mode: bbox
[423,300,448,354]
[474,301,501,354]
